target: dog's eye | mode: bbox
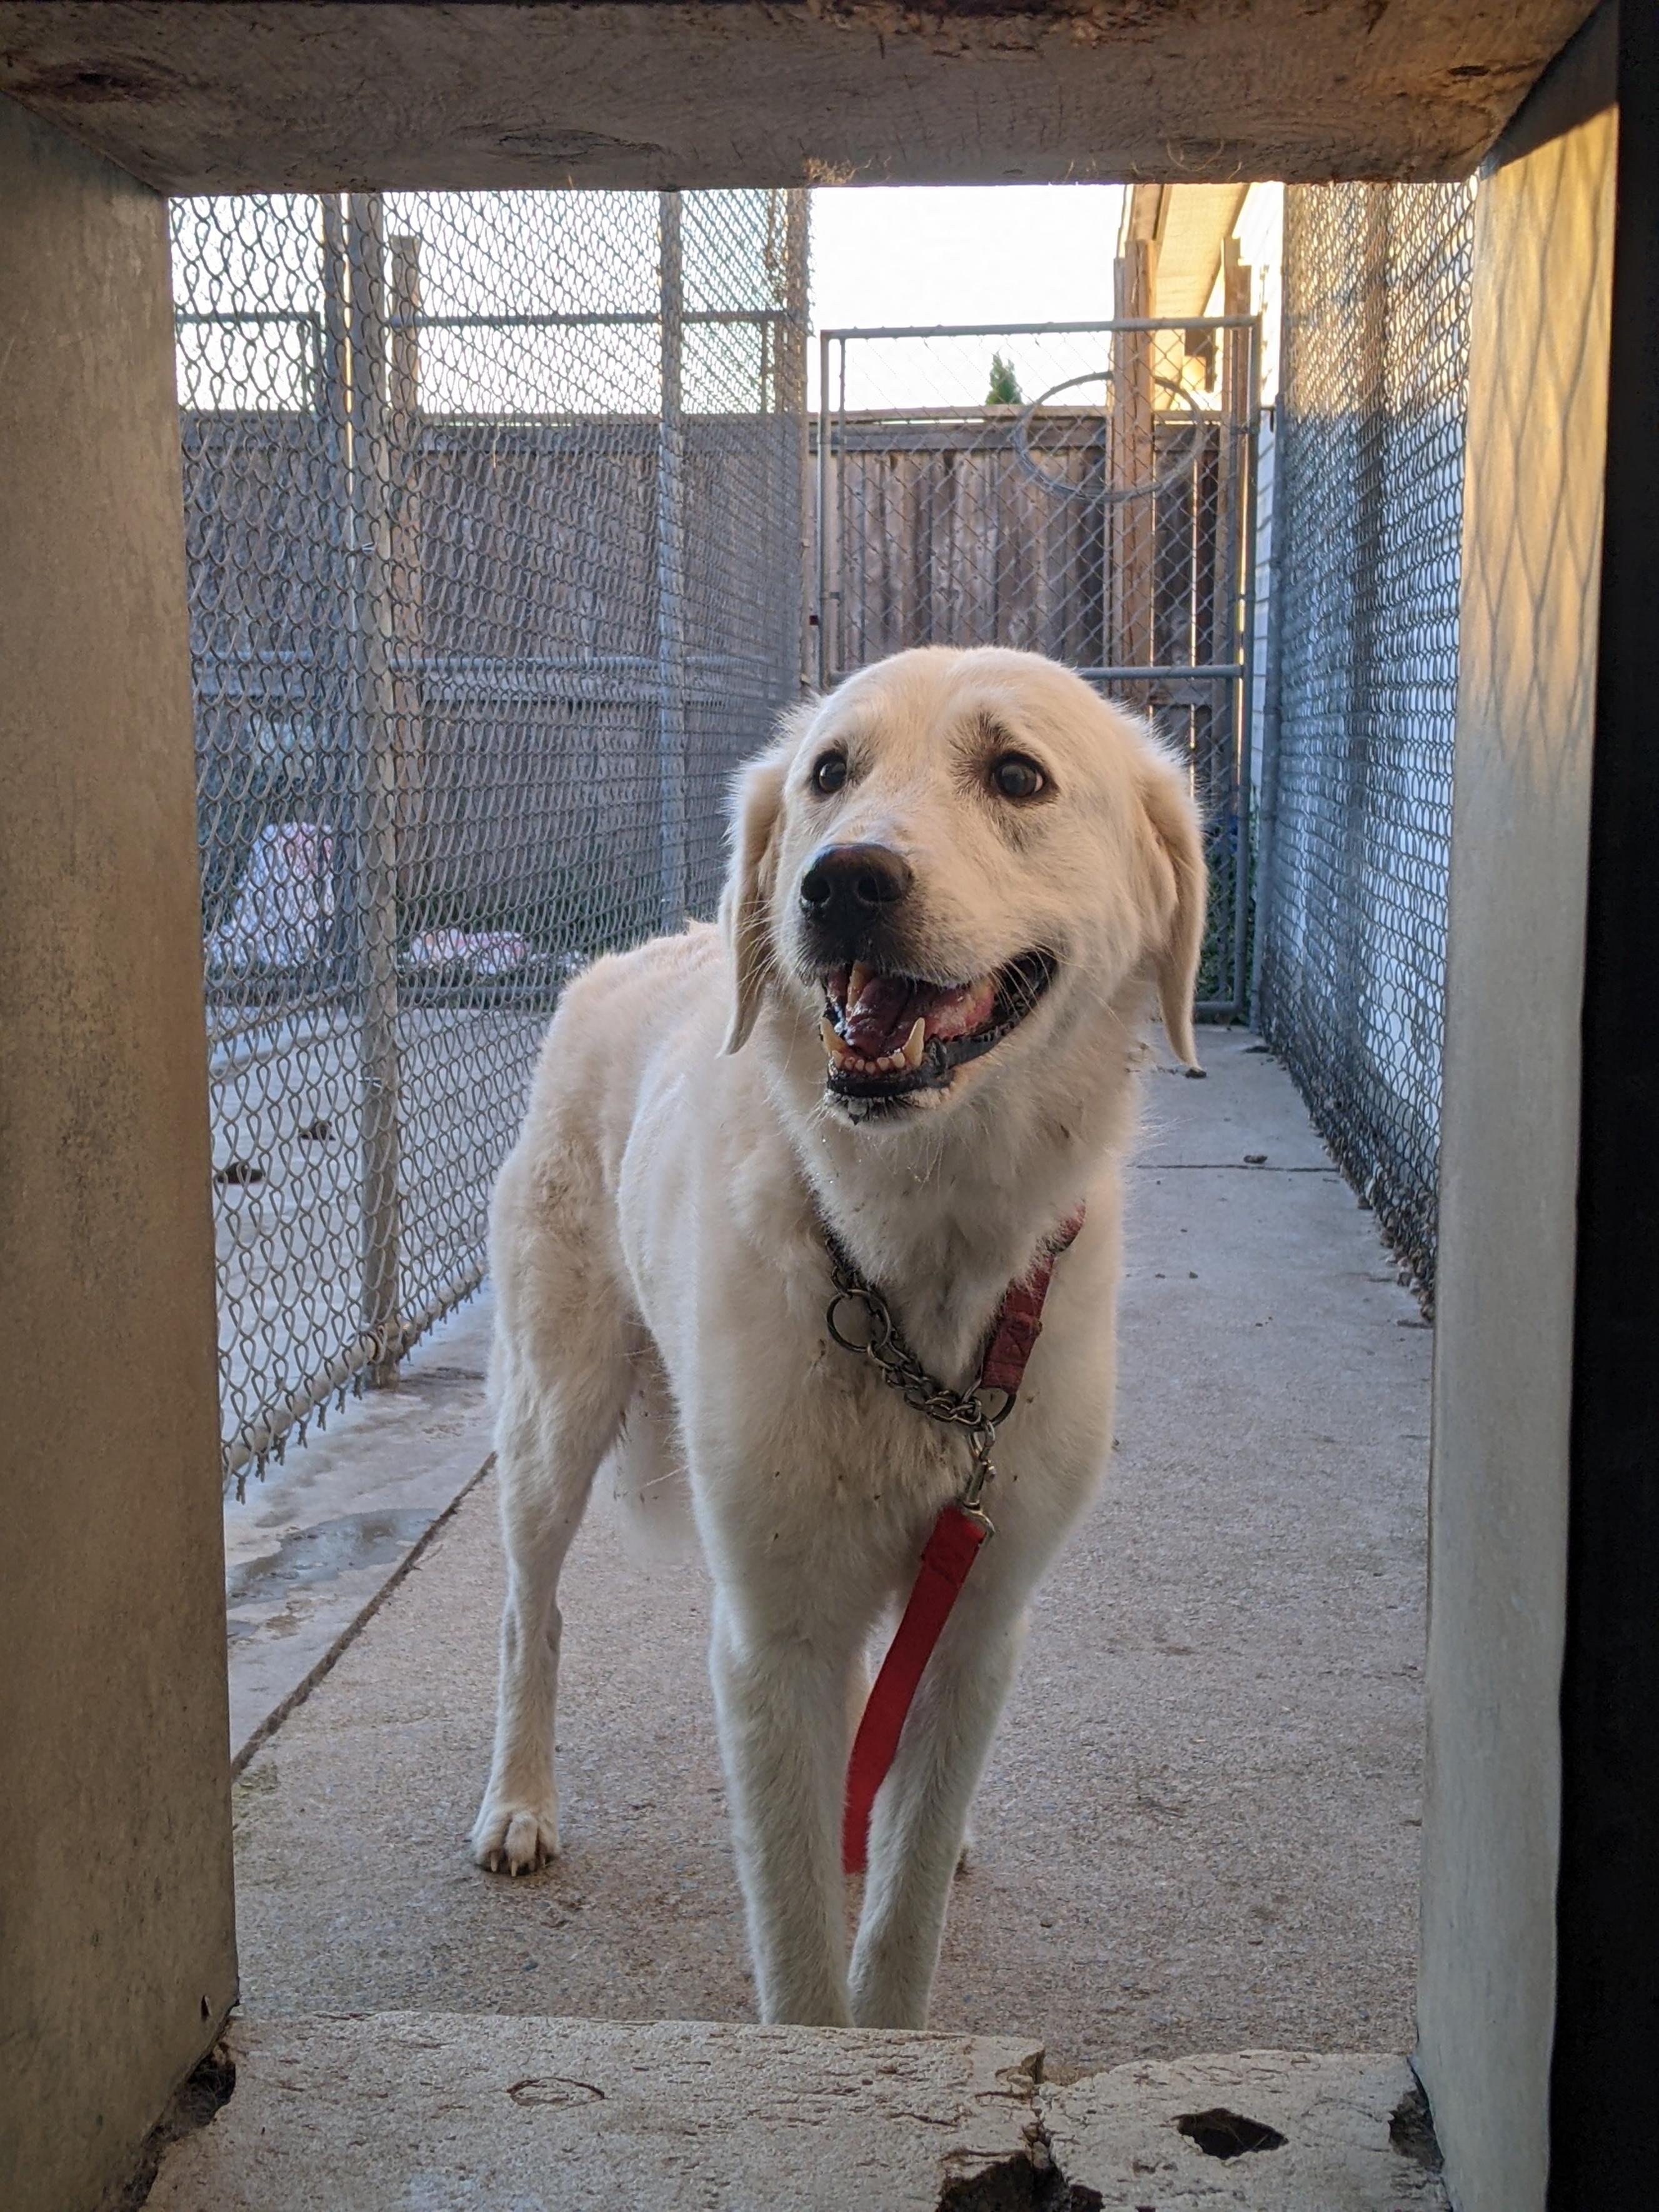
[990,753,1046,800]
[812,752,848,795]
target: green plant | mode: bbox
[985,352,1023,406]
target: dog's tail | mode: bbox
[602,1370,697,1564]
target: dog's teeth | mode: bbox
[847,959,875,1010]
[823,1011,922,1083]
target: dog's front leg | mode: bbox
[849,1576,1027,2030]
[710,1594,858,2026]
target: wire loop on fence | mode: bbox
[1010,368,1208,504]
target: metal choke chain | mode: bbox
[822,1234,1009,1513]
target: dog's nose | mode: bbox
[799,844,914,934]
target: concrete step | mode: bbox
[147,2014,1447,2210]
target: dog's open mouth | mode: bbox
[819,950,1057,1100]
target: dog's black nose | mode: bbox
[799,844,914,935]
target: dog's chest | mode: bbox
[794,1292,1090,1528]
[813,1358,965,1512]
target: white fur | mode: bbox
[471,646,1205,2029]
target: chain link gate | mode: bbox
[174,187,809,1488]
[814,320,1260,1017]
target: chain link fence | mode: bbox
[817,321,1259,1013]
[1255,182,1476,1298]
[174,187,808,1488]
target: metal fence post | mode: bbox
[1247,390,1285,1022]
[1230,312,1264,1023]
[347,191,403,1385]
[320,195,354,983]
[781,188,812,694]
[388,234,424,910]
[657,189,687,934]
[1338,186,1391,1053]
[814,329,832,690]
[1110,244,1158,670]
[1218,249,1260,1022]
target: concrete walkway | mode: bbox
[229,1032,1432,2073]
[222,1290,496,1766]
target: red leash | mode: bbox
[829,1210,1084,1876]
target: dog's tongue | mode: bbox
[841,971,924,1056]
[839,963,997,1056]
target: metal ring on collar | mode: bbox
[827,1289,893,1355]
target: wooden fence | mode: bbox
[819,407,1245,685]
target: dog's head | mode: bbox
[720,647,1206,1127]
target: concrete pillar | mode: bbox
[1416,13,1616,2210]
[0,92,237,2212]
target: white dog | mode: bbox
[471,645,1205,2030]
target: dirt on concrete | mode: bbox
[230,1032,1430,2071]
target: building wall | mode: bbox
[0,93,237,2212]
[1417,13,1617,2207]
[1227,184,1285,829]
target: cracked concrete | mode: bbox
[146,2016,1447,2210]
[227,1032,1431,2070]
[1043,2048,1447,2208]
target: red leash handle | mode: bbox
[842,1504,989,1876]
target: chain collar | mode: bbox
[822,1228,1011,1523]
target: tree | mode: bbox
[985,352,1022,406]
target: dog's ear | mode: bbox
[719,744,790,1055]
[1138,752,1208,1070]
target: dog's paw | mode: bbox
[471,1796,560,1875]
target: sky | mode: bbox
[809,184,1123,408]
[810,184,1123,330]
